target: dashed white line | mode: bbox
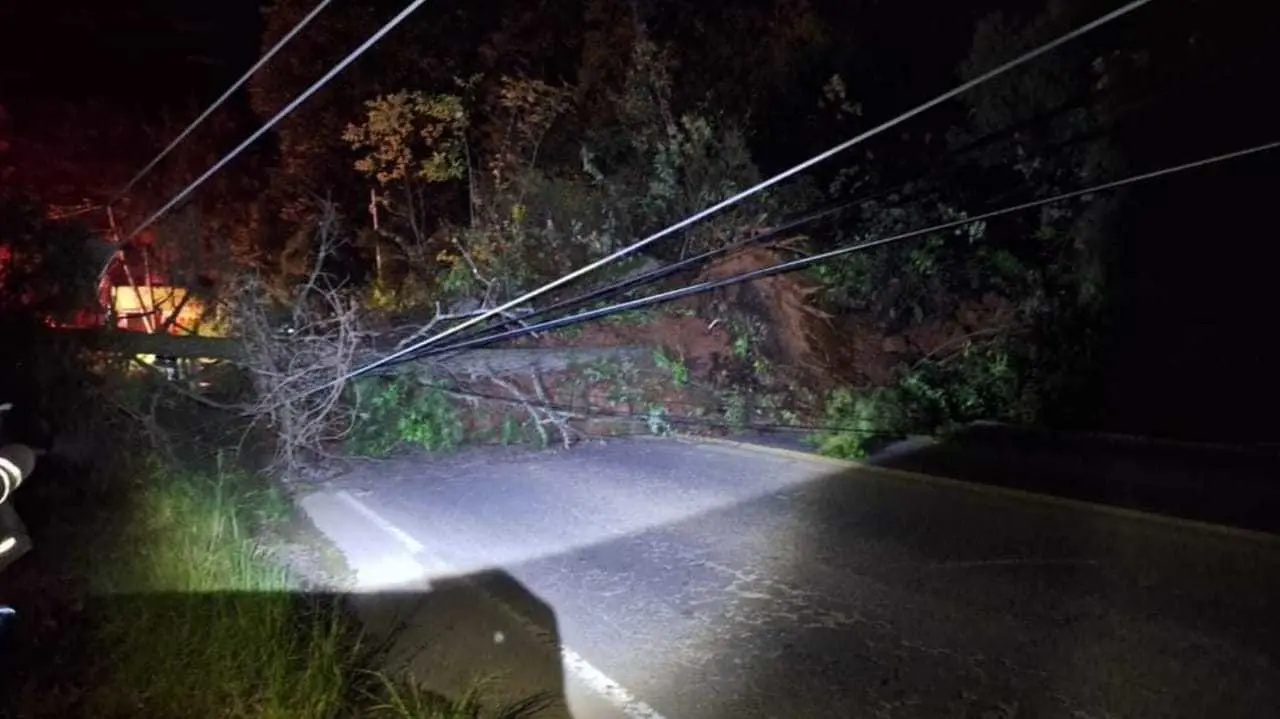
[333,490,669,719]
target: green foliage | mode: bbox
[479,76,574,190]
[645,404,673,436]
[367,274,435,315]
[329,35,805,311]
[901,342,1032,430]
[499,414,524,446]
[366,674,555,719]
[805,0,1126,440]
[600,38,791,259]
[88,463,353,718]
[721,390,749,433]
[344,91,469,186]
[652,347,689,387]
[726,316,766,362]
[810,195,992,321]
[347,376,465,457]
[810,387,914,459]
[812,339,1036,459]
[342,74,615,305]
[642,114,761,256]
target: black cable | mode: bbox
[386,139,1280,365]
[320,1,1154,390]
[402,200,857,361]
[414,115,1105,361]
[98,0,434,287]
[421,62,1234,361]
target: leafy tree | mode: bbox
[337,26,804,311]
[811,0,1147,454]
[646,0,828,120]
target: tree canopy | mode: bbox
[2,0,1277,444]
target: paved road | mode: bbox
[307,437,1280,719]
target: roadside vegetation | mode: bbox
[3,449,553,719]
[0,205,550,719]
[85,459,551,719]
[202,0,1132,465]
[3,0,1156,473]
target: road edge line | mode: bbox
[333,490,670,719]
[671,434,1280,546]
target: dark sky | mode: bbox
[0,2,261,107]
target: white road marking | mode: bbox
[336,490,425,553]
[334,490,670,719]
[561,647,667,719]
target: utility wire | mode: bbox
[388,139,1280,361]
[327,0,1154,387]
[111,0,335,205]
[420,106,1087,357]
[422,75,1203,360]
[410,200,857,360]
[97,0,434,286]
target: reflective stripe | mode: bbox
[0,456,20,504]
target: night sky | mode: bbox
[0,2,261,106]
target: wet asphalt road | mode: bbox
[324,437,1280,718]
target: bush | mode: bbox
[811,340,1033,459]
[347,376,465,457]
[810,386,918,459]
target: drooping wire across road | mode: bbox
[385,139,1280,364]
[309,0,1157,391]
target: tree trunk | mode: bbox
[47,327,652,380]
[50,327,245,360]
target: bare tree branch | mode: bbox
[223,200,367,475]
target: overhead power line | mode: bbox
[413,200,858,359]
[421,71,1212,360]
[111,0,336,205]
[97,0,434,286]
[327,0,1155,387]
[390,139,1280,361]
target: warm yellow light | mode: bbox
[110,285,210,334]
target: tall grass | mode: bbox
[85,460,348,718]
[74,459,551,719]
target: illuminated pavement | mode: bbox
[303,437,1280,718]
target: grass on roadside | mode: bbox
[6,453,552,719]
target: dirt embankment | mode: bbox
[454,246,1010,439]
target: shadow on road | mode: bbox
[348,568,571,717]
[1,571,572,718]
[272,436,1280,718]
